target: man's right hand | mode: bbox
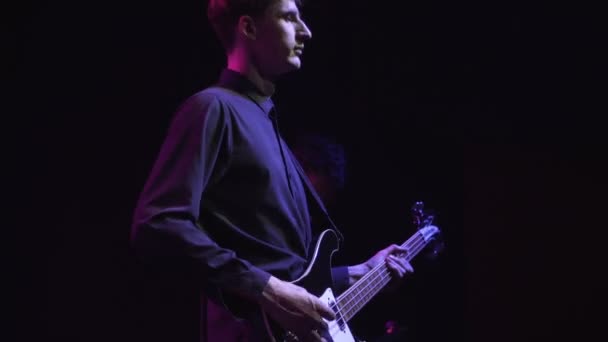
[259,276,336,342]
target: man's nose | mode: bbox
[297,19,312,41]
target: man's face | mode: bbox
[250,0,312,78]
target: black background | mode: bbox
[13,0,606,341]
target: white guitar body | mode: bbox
[318,288,356,342]
[254,202,441,342]
[263,286,356,342]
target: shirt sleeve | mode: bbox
[331,266,350,295]
[130,92,271,301]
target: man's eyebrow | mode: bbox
[282,8,300,15]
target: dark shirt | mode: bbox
[131,69,348,304]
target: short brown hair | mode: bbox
[207,0,302,50]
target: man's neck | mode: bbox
[227,53,276,97]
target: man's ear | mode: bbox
[237,15,257,40]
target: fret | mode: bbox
[336,228,436,323]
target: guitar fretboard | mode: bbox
[334,227,436,323]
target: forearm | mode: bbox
[132,213,271,300]
[346,263,370,286]
[332,263,371,291]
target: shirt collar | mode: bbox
[216,68,275,115]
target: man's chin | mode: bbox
[269,59,301,78]
[287,56,302,70]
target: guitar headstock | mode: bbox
[411,201,443,259]
[411,201,435,229]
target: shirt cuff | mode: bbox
[331,266,350,295]
[245,267,273,300]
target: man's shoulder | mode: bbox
[188,86,248,105]
[172,86,250,125]
[172,86,244,118]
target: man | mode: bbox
[130,1,413,341]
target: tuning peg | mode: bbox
[411,201,424,212]
[411,201,425,229]
[422,211,435,227]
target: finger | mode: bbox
[390,255,415,274]
[387,244,404,254]
[385,244,409,259]
[403,260,414,273]
[312,315,329,333]
[393,246,409,257]
[314,297,336,321]
[387,256,405,278]
[310,329,325,342]
[302,310,328,334]
[307,305,331,334]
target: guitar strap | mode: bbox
[286,148,345,244]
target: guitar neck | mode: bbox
[335,230,432,322]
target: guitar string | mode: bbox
[336,232,424,309]
[335,235,427,322]
[324,234,429,337]
[332,236,426,326]
[328,231,430,323]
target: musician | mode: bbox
[130,1,413,341]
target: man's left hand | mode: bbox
[348,244,414,290]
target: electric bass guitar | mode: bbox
[258,201,442,341]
